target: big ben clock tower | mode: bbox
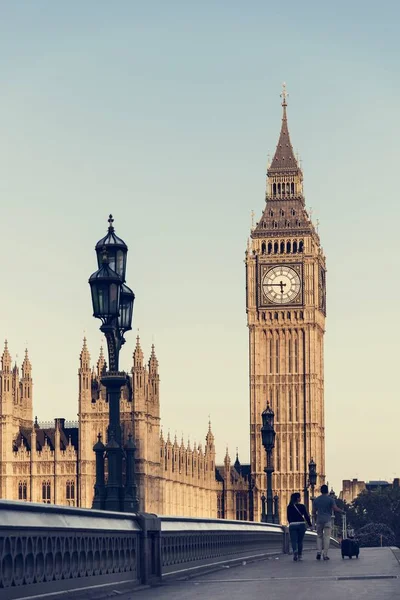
[246,85,326,521]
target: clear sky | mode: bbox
[0,1,399,493]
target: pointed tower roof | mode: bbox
[97,345,106,375]
[133,335,144,367]
[268,83,299,174]
[22,348,32,377]
[80,337,90,368]
[206,419,215,447]
[1,340,11,371]
[224,447,231,468]
[234,448,241,472]
[148,343,158,374]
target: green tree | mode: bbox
[346,487,400,547]
[357,523,396,548]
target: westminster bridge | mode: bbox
[0,501,399,600]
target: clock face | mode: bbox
[262,265,301,304]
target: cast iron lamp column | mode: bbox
[308,458,317,527]
[329,487,337,538]
[89,215,138,512]
[261,404,276,524]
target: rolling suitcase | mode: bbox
[341,513,359,559]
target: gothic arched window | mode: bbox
[287,241,291,253]
[66,480,75,505]
[268,242,272,254]
[18,480,27,501]
[42,480,51,504]
[280,241,285,254]
[261,242,266,254]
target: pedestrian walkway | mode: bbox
[132,547,400,600]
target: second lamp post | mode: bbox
[261,404,276,524]
[89,215,138,513]
[308,458,317,526]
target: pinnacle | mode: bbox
[268,87,300,174]
[133,335,144,364]
[1,339,11,367]
[80,337,90,363]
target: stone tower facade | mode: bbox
[246,87,327,520]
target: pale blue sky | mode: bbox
[0,1,399,492]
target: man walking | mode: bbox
[313,485,344,561]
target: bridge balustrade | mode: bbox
[0,501,338,597]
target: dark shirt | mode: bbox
[287,502,312,527]
[313,495,335,525]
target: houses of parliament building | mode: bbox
[0,88,326,521]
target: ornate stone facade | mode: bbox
[0,338,247,519]
[246,88,326,520]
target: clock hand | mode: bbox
[269,281,287,294]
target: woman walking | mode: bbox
[287,492,312,561]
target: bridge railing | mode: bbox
[159,516,331,575]
[0,501,339,597]
[0,500,160,597]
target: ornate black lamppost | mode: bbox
[89,215,138,512]
[308,458,317,526]
[261,404,276,523]
[329,487,337,537]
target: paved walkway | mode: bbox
[130,548,400,600]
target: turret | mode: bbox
[205,420,215,451]
[97,346,106,377]
[1,340,11,373]
[132,335,146,411]
[78,338,91,409]
[79,337,90,371]
[0,341,12,410]
[224,447,231,471]
[19,349,33,426]
[12,362,20,405]
[148,344,159,404]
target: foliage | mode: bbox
[356,523,396,547]
[346,487,400,547]
[333,497,348,527]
